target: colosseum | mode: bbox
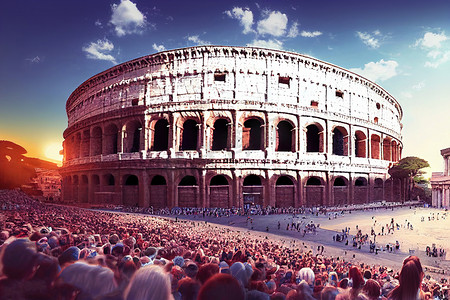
[60,46,403,209]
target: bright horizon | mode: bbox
[1,0,449,175]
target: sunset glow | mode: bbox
[44,142,63,163]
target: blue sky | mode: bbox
[1,0,449,175]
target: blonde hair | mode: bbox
[124,265,174,300]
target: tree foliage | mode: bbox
[388,156,430,179]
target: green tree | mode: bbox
[388,156,430,202]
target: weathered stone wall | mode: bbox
[60,46,403,208]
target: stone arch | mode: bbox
[124,120,143,153]
[80,175,89,203]
[243,174,264,206]
[91,126,103,156]
[101,173,116,204]
[72,175,79,203]
[373,178,384,202]
[275,176,295,208]
[332,126,348,156]
[150,175,167,208]
[178,175,198,207]
[181,119,199,151]
[354,177,368,204]
[371,134,380,159]
[242,117,264,150]
[91,174,100,204]
[305,176,325,206]
[383,137,392,161]
[63,176,72,202]
[123,174,139,206]
[306,123,324,153]
[211,119,229,151]
[355,130,366,158]
[276,120,294,152]
[332,176,348,206]
[151,119,169,151]
[74,132,81,158]
[209,175,230,208]
[104,123,119,155]
[81,129,90,157]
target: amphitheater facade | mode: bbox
[60,46,403,208]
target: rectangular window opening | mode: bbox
[335,90,344,98]
[310,100,319,108]
[214,73,226,82]
[279,76,290,86]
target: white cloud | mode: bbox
[82,38,117,64]
[414,31,450,68]
[95,20,102,27]
[110,0,146,37]
[152,43,166,52]
[187,35,210,45]
[400,91,412,99]
[225,7,254,34]
[247,39,283,50]
[257,10,288,37]
[26,56,41,63]
[349,59,398,82]
[356,31,380,49]
[300,30,322,38]
[416,31,448,48]
[287,22,299,38]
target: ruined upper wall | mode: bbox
[66,46,403,135]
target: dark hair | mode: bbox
[198,274,245,300]
[1,239,38,280]
[388,256,423,300]
[362,279,381,299]
[197,263,219,284]
[178,277,201,300]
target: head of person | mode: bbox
[321,286,339,300]
[297,267,315,287]
[124,265,173,300]
[58,262,117,300]
[178,277,201,300]
[198,273,245,300]
[362,279,381,300]
[1,238,38,280]
[349,266,364,290]
[388,256,424,300]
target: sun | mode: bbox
[44,142,63,163]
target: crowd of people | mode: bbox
[0,189,448,300]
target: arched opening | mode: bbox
[333,177,348,206]
[305,176,324,206]
[211,119,228,151]
[210,175,229,185]
[153,119,169,151]
[210,175,229,208]
[181,120,199,151]
[243,175,263,206]
[332,127,348,156]
[72,175,79,203]
[333,177,347,186]
[91,175,100,204]
[355,131,366,158]
[371,134,380,159]
[275,176,294,208]
[104,174,115,186]
[123,175,139,207]
[242,119,263,150]
[355,177,367,186]
[178,175,198,207]
[276,121,294,152]
[81,130,90,157]
[91,126,102,156]
[306,177,322,186]
[354,177,368,204]
[80,175,88,203]
[383,138,391,161]
[306,124,323,153]
[151,175,167,185]
[125,121,142,153]
[104,124,119,154]
[150,175,167,208]
[63,176,72,202]
[373,178,384,202]
[74,133,81,158]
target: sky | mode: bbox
[0,0,449,176]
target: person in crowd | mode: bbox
[123,265,174,300]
